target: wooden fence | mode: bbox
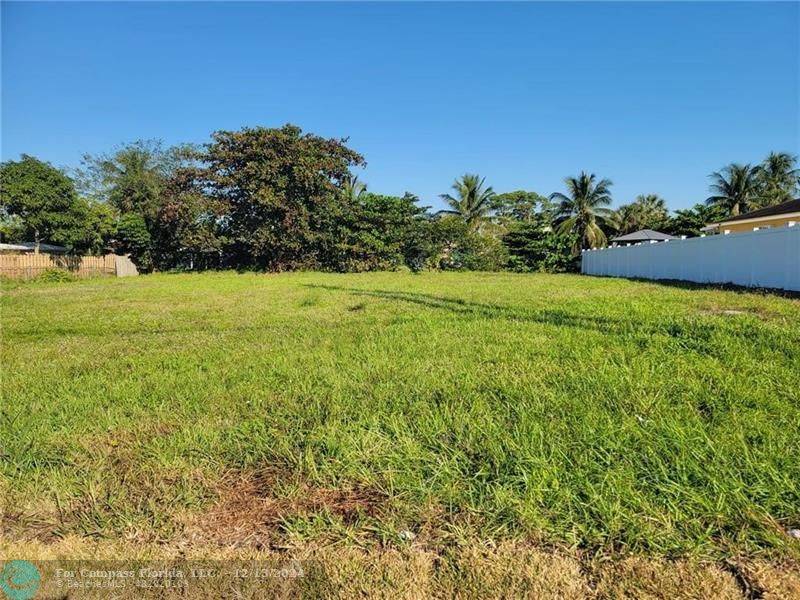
[0,253,134,280]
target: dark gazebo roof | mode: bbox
[610,229,678,244]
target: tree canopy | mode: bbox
[667,203,727,238]
[606,194,670,236]
[5,126,795,273]
[440,174,496,230]
[550,172,613,254]
[192,124,365,270]
[0,155,86,251]
[491,190,544,223]
[706,163,761,217]
[756,152,799,208]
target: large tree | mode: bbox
[706,163,761,216]
[550,172,613,254]
[756,152,799,208]
[440,174,496,229]
[326,192,429,272]
[0,154,85,251]
[193,124,365,270]
[70,198,117,255]
[116,213,153,270]
[76,139,195,265]
[491,190,544,224]
[76,140,191,227]
[153,169,229,270]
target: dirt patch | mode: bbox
[0,508,60,544]
[182,469,387,548]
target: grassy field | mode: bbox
[2,271,799,597]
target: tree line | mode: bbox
[1,124,798,273]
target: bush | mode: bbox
[425,216,509,271]
[116,213,153,272]
[35,268,76,283]
[503,221,578,273]
[453,231,509,271]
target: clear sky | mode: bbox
[2,1,798,212]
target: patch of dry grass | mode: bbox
[4,537,799,599]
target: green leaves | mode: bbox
[550,171,613,254]
[0,154,87,252]
[707,163,761,217]
[755,152,800,208]
[607,194,670,236]
[502,219,577,273]
[440,174,496,229]
[116,213,153,270]
[196,124,366,271]
[706,152,799,216]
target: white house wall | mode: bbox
[581,226,800,292]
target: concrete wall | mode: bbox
[581,225,800,292]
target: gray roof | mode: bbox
[0,243,30,251]
[0,242,68,253]
[610,229,678,243]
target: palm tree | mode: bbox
[706,164,761,216]
[630,194,669,230]
[756,152,799,207]
[633,194,667,217]
[607,195,668,237]
[440,174,495,229]
[550,172,613,254]
[605,203,640,236]
[341,174,367,203]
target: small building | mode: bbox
[610,229,678,246]
[706,198,800,234]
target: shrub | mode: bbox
[425,216,509,271]
[454,231,509,271]
[116,213,153,272]
[35,268,76,283]
[503,221,578,273]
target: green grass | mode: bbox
[1,271,799,560]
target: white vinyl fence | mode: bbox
[581,225,800,292]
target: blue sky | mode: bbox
[2,1,798,212]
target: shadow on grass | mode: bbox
[303,284,799,359]
[583,275,800,300]
[7,285,786,353]
[305,284,626,334]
